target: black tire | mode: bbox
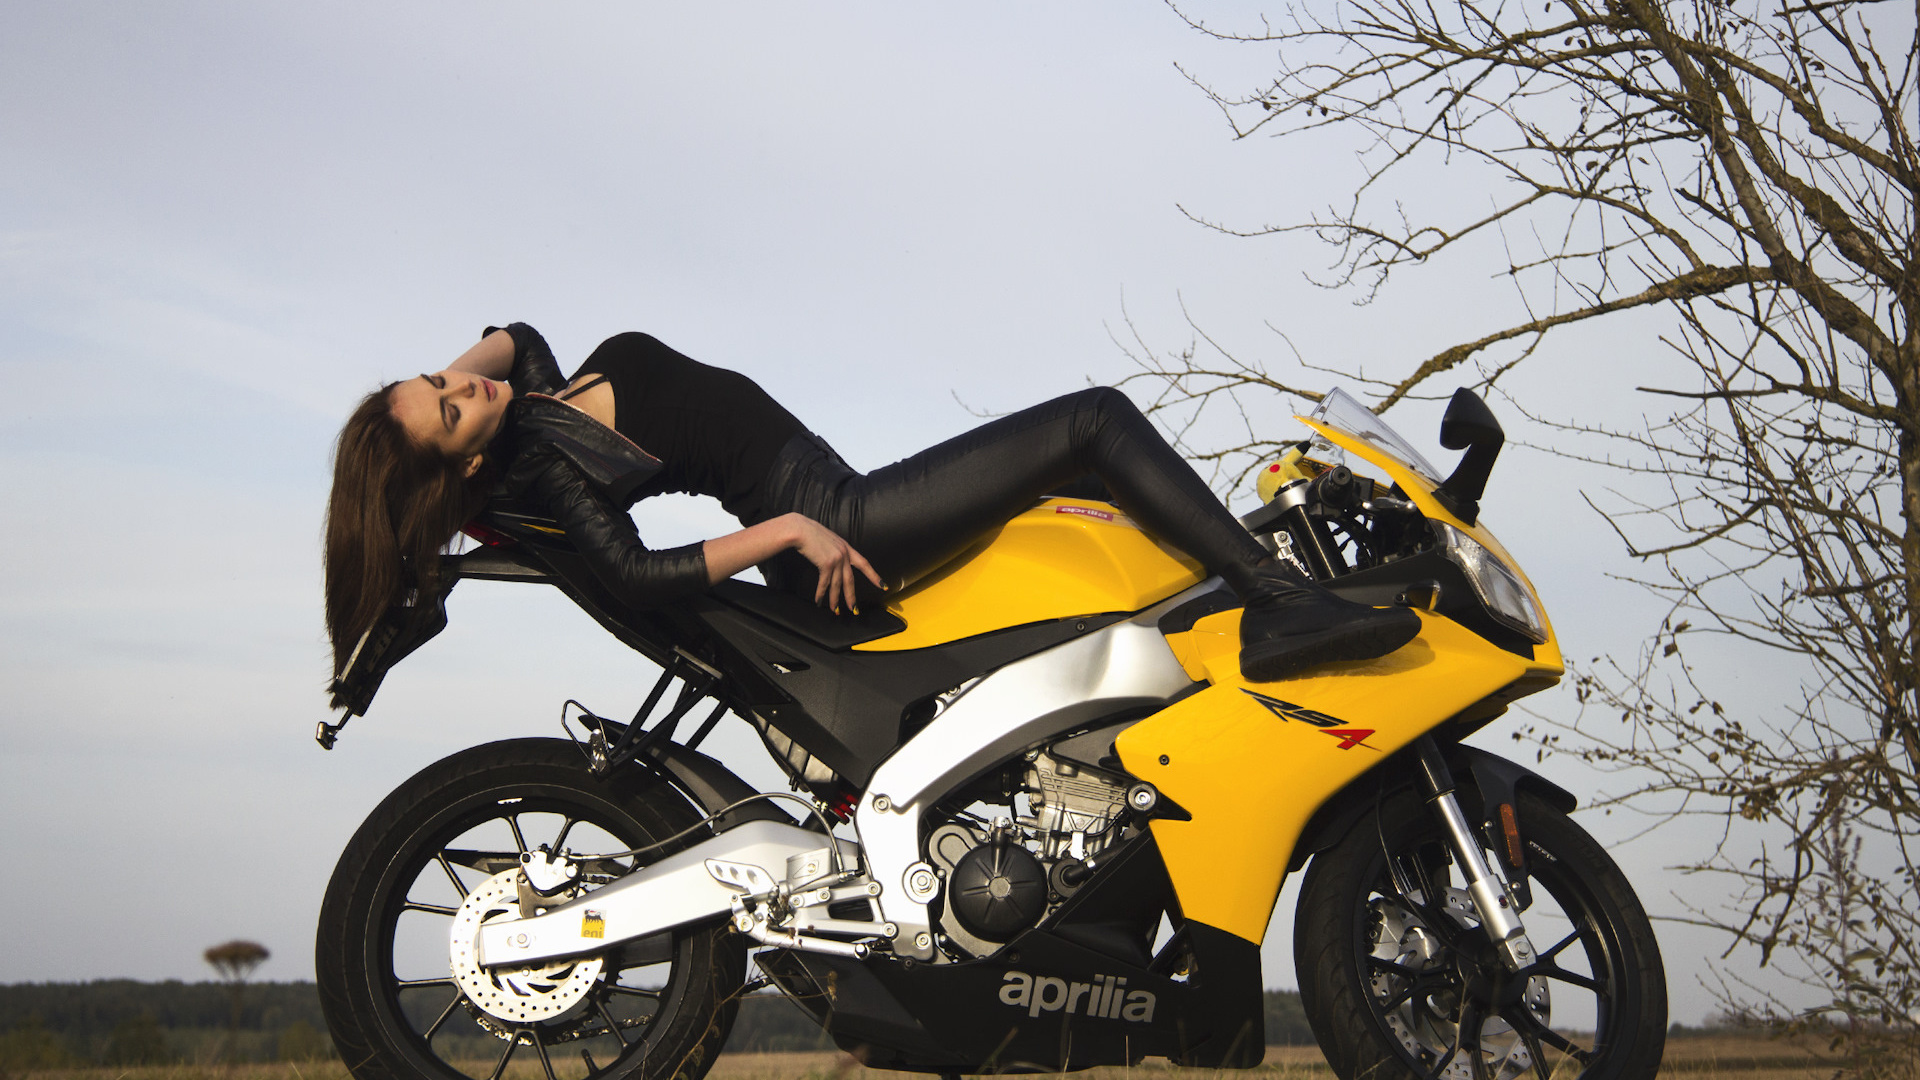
[1297,789,1666,1080]
[318,738,747,1080]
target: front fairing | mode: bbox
[1299,414,1563,676]
[1112,405,1565,943]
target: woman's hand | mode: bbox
[700,513,885,614]
[786,514,885,613]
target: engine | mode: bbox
[1027,749,1132,860]
[925,743,1139,959]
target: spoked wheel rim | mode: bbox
[1358,826,1638,1080]
[371,785,701,1080]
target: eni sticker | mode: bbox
[582,910,606,939]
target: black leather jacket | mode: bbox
[486,323,710,608]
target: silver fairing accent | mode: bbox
[855,579,1214,958]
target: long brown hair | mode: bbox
[324,384,496,677]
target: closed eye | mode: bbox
[419,374,457,433]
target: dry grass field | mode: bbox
[0,1036,1859,1080]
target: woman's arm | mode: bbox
[524,453,883,613]
[448,328,516,379]
[704,513,885,613]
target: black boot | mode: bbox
[1237,564,1421,682]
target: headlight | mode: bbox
[1433,523,1548,644]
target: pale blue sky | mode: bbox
[1,1,1786,1024]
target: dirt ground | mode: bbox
[5,1035,1857,1080]
[710,1036,1850,1080]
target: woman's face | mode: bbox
[390,369,512,473]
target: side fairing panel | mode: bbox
[1114,610,1531,943]
[856,499,1205,651]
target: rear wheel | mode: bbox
[1297,789,1665,1080]
[318,738,746,1080]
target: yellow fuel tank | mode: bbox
[854,498,1206,651]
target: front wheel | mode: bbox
[317,738,746,1080]
[1296,789,1665,1080]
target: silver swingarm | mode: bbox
[472,819,866,968]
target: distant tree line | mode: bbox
[0,981,331,1069]
[0,980,1319,1069]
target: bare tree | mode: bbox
[1128,0,1917,1068]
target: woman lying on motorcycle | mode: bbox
[322,322,1417,688]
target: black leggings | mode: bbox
[755,387,1271,602]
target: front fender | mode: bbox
[1287,744,1576,873]
[1453,743,1575,816]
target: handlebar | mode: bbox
[1240,462,1433,582]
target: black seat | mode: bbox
[710,580,907,650]
[449,544,554,583]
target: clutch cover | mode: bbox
[948,838,1049,942]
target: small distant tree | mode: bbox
[204,940,269,1063]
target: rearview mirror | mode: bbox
[1434,389,1504,526]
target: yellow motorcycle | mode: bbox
[316,388,1666,1080]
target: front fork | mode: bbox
[1413,737,1537,972]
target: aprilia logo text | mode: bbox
[1054,505,1138,529]
[1241,689,1378,751]
[998,970,1157,1022]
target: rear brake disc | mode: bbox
[448,869,604,1029]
